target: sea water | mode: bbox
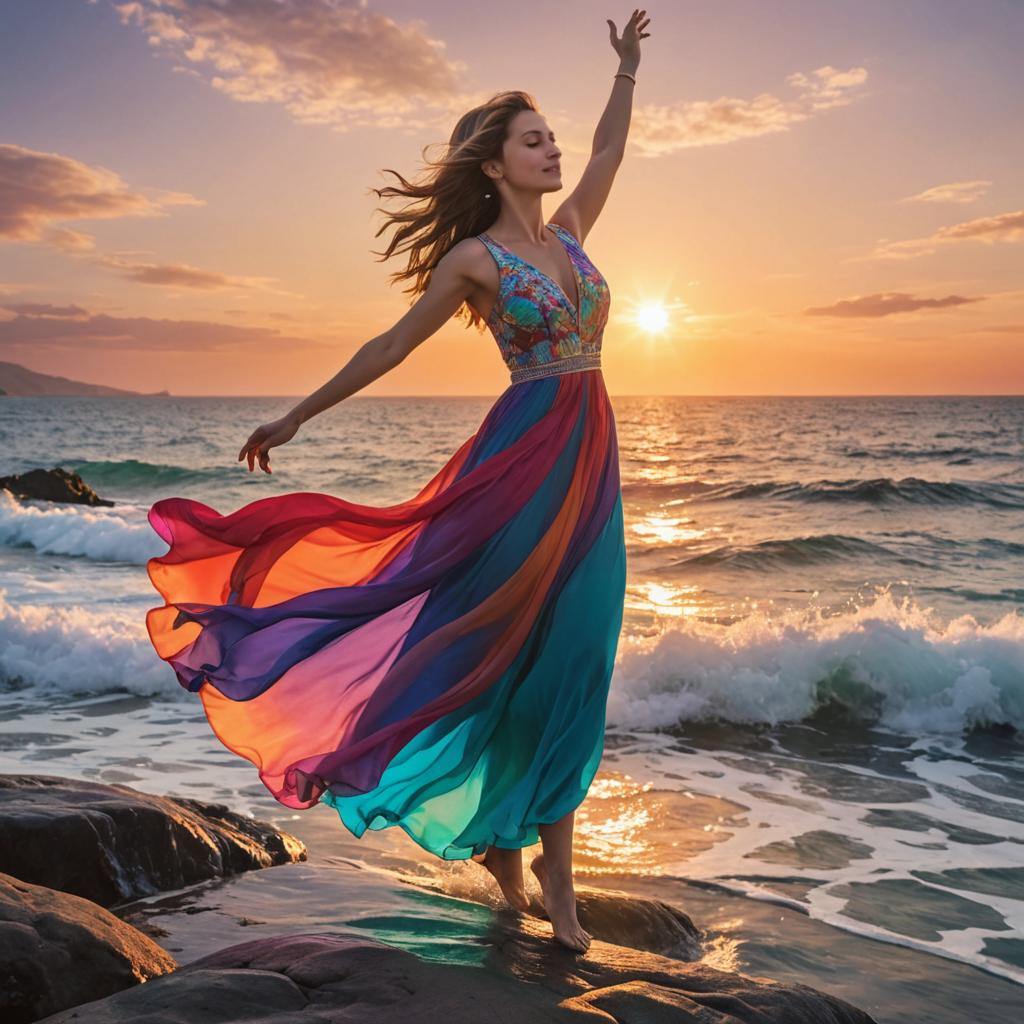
[1,392,1022,994]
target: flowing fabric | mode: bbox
[145,222,626,860]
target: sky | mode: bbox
[1,0,1022,397]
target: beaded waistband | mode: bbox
[509,351,602,384]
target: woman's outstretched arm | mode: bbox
[550,8,651,245]
[237,243,479,473]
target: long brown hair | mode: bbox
[367,90,539,331]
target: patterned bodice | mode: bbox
[477,223,611,384]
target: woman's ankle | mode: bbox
[543,862,575,886]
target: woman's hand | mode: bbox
[237,414,300,474]
[608,8,651,65]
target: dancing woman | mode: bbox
[146,9,651,953]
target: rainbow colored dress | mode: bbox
[145,222,626,860]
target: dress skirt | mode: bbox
[145,367,626,860]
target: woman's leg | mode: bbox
[530,809,591,952]
[472,844,529,911]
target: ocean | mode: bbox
[1,392,1022,1018]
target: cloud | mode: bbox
[0,302,90,318]
[0,143,202,245]
[1,142,301,295]
[89,252,299,294]
[936,209,1024,243]
[863,209,1024,261]
[45,227,99,252]
[804,292,985,318]
[110,0,468,131]
[629,64,869,155]
[901,180,992,204]
[979,323,1024,333]
[0,303,331,354]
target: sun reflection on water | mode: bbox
[574,773,663,876]
[573,771,750,878]
[630,512,707,546]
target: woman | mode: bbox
[145,10,651,953]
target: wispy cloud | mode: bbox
[0,304,330,354]
[630,64,869,155]
[979,323,1024,333]
[900,180,992,204]
[90,252,300,295]
[0,143,298,294]
[0,143,201,245]
[862,209,1024,261]
[0,302,89,318]
[804,292,985,318]
[110,0,468,131]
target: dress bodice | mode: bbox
[476,223,611,384]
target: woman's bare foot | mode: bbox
[529,853,591,953]
[471,845,529,911]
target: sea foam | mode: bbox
[607,589,1024,734]
[0,488,162,565]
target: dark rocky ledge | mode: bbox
[34,928,878,1023]
[0,467,114,506]
[0,775,307,907]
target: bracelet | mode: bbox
[614,71,636,84]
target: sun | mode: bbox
[633,301,671,334]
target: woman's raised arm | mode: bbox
[550,8,651,245]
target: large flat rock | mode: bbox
[0,774,306,907]
[35,926,877,1023]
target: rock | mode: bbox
[0,467,114,506]
[0,872,176,1024]
[34,927,878,1023]
[0,775,307,907]
[554,886,702,959]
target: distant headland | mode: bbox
[0,360,170,397]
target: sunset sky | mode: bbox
[1,0,1022,397]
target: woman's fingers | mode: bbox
[239,426,265,471]
[238,421,289,473]
[239,431,260,463]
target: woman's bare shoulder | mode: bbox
[442,234,497,288]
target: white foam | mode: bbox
[608,590,1024,733]
[0,489,164,565]
[0,587,181,698]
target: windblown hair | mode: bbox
[367,90,539,332]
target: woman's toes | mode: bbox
[553,925,590,953]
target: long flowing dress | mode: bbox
[145,221,627,861]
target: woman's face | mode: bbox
[494,110,563,193]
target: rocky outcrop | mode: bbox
[0,360,168,397]
[0,872,176,1024]
[0,467,113,506]
[0,775,307,907]
[33,929,878,1023]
